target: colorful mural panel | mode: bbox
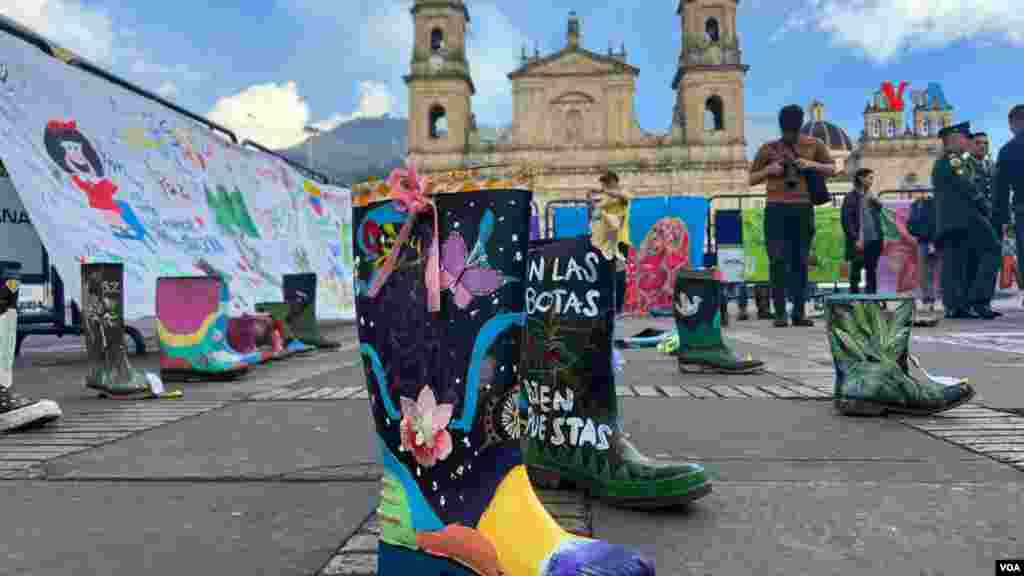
[0,32,353,320]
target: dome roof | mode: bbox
[801,120,854,152]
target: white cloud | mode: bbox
[1,0,115,63]
[777,0,1024,62]
[312,81,395,131]
[292,0,528,126]
[1,1,200,103]
[207,81,313,149]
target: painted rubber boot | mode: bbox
[228,313,284,364]
[674,269,764,374]
[254,302,316,356]
[82,263,165,398]
[156,276,249,380]
[283,273,340,349]
[753,285,773,319]
[826,294,975,416]
[354,183,654,576]
[522,237,711,510]
[0,264,61,432]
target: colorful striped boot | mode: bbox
[354,177,654,576]
[156,276,249,380]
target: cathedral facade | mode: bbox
[405,0,752,208]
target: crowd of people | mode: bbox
[732,103,1024,324]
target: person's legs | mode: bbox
[941,231,969,316]
[765,204,788,326]
[788,205,813,324]
[736,283,750,319]
[919,242,935,306]
[849,257,864,294]
[967,220,1002,317]
[864,241,883,294]
[1014,214,1024,304]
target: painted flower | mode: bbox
[399,386,454,468]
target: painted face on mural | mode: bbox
[44,120,104,182]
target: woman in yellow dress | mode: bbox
[589,171,632,372]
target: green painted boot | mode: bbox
[826,294,975,416]
[83,263,178,399]
[523,237,711,509]
[282,273,340,349]
[674,269,764,374]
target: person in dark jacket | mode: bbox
[857,172,884,294]
[840,169,873,293]
[933,121,1001,319]
[908,193,939,312]
[993,104,1024,306]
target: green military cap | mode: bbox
[938,121,970,138]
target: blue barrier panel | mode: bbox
[551,205,590,238]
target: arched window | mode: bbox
[705,18,720,42]
[872,119,881,138]
[429,105,448,139]
[887,119,896,138]
[430,28,445,52]
[704,96,724,131]
[566,109,583,143]
[922,118,930,136]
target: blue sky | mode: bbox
[4,0,1022,156]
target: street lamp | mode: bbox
[304,125,322,171]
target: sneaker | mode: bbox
[0,388,61,433]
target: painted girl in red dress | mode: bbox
[636,218,691,311]
[43,119,148,243]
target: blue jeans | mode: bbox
[727,283,749,308]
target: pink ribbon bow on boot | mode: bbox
[366,160,441,312]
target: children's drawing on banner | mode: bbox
[204,182,261,239]
[879,201,928,293]
[633,217,691,312]
[43,119,154,248]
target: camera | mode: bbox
[783,160,802,190]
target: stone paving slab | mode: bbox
[0,481,375,576]
[42,402,375,480]
[317,489,592,576]
[594,480,1024,576]
[0,401,227,477]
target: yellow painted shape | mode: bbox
[477,465,585,576]
[155,313,217,348]
[119,127,159,150]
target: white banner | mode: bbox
[0,32,354,320]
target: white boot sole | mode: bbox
[0,399,62,432]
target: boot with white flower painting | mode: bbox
[0,262,62,432]
[353,179,654,576]
[674,269,764,374]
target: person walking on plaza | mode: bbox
[993,104,1024,307]
[841,169,872,293]
[749,104,836,327]
[932,122,1001,319]
[907,190,940,315]
[966,131,1001,317]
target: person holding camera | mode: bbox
[749,104,836,327]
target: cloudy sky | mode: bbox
[3,0,1021,155]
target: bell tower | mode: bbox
[671,0,748,146]
[405,0,475,156]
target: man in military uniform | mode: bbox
[932,122,1001,319]
[965,131,1001,316]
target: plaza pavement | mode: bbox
[1,311,1023,575]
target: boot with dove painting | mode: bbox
[353,171,656,576]
[674,269,764,374]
